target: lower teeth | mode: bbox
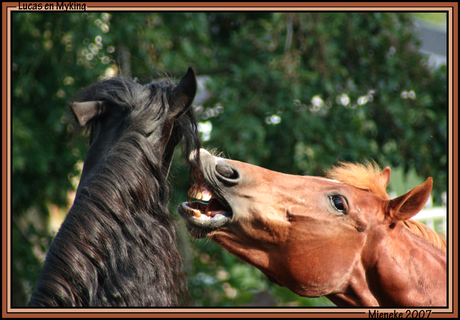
[182,203,208,218]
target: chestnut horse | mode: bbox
[178,149,446,307]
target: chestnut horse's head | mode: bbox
[178,149,446,307]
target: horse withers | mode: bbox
[28,68,201,307]
[178,149,446,307]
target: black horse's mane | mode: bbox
[28,76,200,307]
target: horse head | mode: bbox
[178,149,446,307]
[71,67,198,186]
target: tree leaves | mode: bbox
[12,12,447,307]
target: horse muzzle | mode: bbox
[178,149,238,238]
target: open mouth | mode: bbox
[180,183,229,219]
[178,168,232,238]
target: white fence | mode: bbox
[413,207,447,235]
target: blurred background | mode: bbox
[10,11,448,307]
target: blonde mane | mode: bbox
[325,161,446,252]
[325,160,390,200]
[402,220,447,251]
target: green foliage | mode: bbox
[11,12,447,307]
[195,13,447,199]
[11,12,129,307]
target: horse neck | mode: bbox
[361,222,447,306]
[326,270,380,307]
[326,222,446,307]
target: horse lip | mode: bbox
[177,204,232,238]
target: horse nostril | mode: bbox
[216,162,240,182]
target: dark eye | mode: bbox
[329,195,348,214]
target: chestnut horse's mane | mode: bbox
[325,161,446,251]
[401,219,446,251]
[325,160,390,200]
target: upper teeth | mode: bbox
[187,184,213,201]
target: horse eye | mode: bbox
[329,195,348,214]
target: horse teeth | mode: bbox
[181,203,202,218]
[201,190,212,201]
[187,185,199,198]
[187,184,213,201]
[192,209,201,218]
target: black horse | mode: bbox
[28,68,201,307]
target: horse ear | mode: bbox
[379,166,391,189]
[71,101,103,126]
[387,177,433,221]
[168,67,197,118]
